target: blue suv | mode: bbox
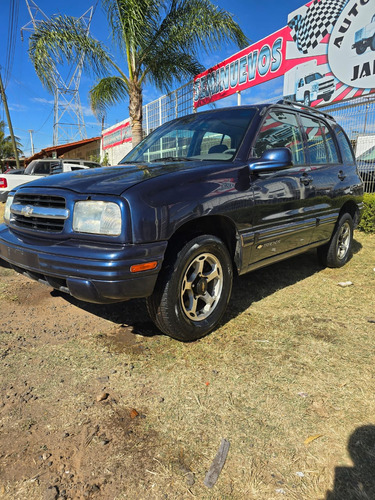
[0,101,364,341]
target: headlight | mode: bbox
[4,195,14,224]
[73,201,122,236]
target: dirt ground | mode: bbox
[0,262,168,500]
[0,231,374,500]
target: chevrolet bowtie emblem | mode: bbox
[22,206,34,217]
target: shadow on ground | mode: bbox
[326,424,375,499]
[52,240,362,338]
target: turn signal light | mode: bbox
[0,178,7,189]
[130,261,158,273]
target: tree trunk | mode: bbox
[129,82,143,147]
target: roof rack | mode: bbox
[276,99,335,121]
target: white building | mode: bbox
[101,118,132,166]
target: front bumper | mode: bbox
[0,224,168,303]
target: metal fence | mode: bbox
[141,82,375,193]
[320,96,375,193]
[142,81,194,135]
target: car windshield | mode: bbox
[120,108,257,164]
[305,73,323,84]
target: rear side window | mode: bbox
[253,111,305,165]
[300,116,339,164]
[335,127,355,163]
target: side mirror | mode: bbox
[249,147,293,173]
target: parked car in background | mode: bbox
[0,158,100,202]
[357,145,375,192]
[4,168,25,175]
[0,101,363,341]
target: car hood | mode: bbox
[17,162,197,196]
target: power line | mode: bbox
[4,0,20,89]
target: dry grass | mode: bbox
[0,200,374,499]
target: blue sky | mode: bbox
[1,0,305,156]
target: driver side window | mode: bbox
[253,110,305,166]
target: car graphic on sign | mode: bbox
[352,14,375,55]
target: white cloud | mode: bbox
[81,104,95,117]
[9,103,28,112]
[32,97,54,105]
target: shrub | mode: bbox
[358,193,375,234]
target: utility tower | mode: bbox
[21,0,93,146]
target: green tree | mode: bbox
[0,120,23,168]
[28,0,249,146]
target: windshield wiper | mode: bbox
[120,160,144,164]
[150,156,193,162]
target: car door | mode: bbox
[247,109,315,267]
[299,114,341,244]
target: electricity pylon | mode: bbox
[21,0,93,146]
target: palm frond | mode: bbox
[89,76,129,119]
[140,0,249,68]
[102,0,161,56]
[143,51,204,91]
[28,15,114,93]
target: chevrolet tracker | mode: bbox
[0,101,364,341]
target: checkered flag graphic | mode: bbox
[288,0,349,54]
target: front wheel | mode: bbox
[317,213,353,268]
[304,93,311,107]
[371,35,375,51]
[147,235,233,341]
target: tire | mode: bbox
[304,93,311,107]
[356,43,366,55]
[317,213,353,268]
[371,36,375,51]
[147,235,233,341]
[323,93,333,102]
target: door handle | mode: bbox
[338,170,346,181]
[300,174,313,186]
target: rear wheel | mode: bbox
[317,213,353,268]
[147,235,233,341]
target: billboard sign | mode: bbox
[193,27,291,108]
[193,0,375,109]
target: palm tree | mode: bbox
[28,0,249,146]
[0,121,23,170]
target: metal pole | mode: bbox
[363,101,370,134]
[0,70,20,169]
[29,129,34,155]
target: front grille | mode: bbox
[12,193,68,233]
[14,193,66,208]
[318,80,334,92]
